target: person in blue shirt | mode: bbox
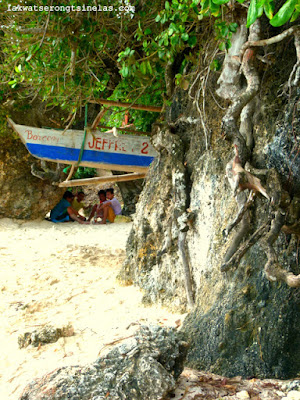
[50,191,89,224]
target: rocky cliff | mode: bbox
[120,33,300,378]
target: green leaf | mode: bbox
[165,1,170,10]
[219,41,226,50]
[247,0,258,27]
[140,61,147,74]
[256,0,265,8]
[229,22,238,32]
[263,0,274,19]
[188,35,198,47]
[290,8,300,21]
[225,39,232,49]
[181,32,189,41]
[221,26,229,36]
[201,0,209,9]
[209,0,221,15]
[175,73,182,84]
[144,28,152,35]
[146,61,153,74]
[155,14,161,22]
[212,0,228,4]
[15,64,22,73]
[210,59,221,71]
[270,0,297,26]
[170,35,179,46]
[257,5,264,16]
[121,65,129,77]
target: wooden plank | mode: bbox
[89,99,162,113]
[58,172,146,187]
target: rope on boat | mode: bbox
[76,104,88,166]
[63,104,88,178]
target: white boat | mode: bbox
[8,118,157,173]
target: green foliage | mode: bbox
[214,20,238,50]
[0,0,297,134]
[244,0,298,27]
[73,167,97,179]
[270,0,298,26]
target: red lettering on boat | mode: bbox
[26,130,33,139]
[102,138,108,150]
[88,137,95,149]
[108,139,114,150]
[95,139,102,150]
[141,142,149,154]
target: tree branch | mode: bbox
[240,25,300,60]
[18,28,67,38]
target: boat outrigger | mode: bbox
[8,117,158,186]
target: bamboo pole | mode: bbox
[89,99,162,113]
[58,172,146,187]
[91,108,107,130]
[66,165,75,181]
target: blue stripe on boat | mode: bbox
[27,143,154,167]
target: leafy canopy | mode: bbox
[0,0,298,130]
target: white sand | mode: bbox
[0,219,185,400]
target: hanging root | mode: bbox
[222,167,300,288]
[262,210,300,288]
[220,20,300,287]
[221,218,270,272]
[222,20,261,161]
[223,191,255,238]
[239,25,300,93]
[288,31,300,89]
[178,230,194,308]
[240,25,300,61]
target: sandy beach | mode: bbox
[0,218,184,399]
[1,218,298,400]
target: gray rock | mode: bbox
[18,324,74,348]
[19,325,188,400]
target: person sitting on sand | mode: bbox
[50,191,89,224]
[97,188,122,224]
[71,191,88,221]
[88,190,107,222]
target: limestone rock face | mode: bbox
[20,326,187,400]
[0,136,64,219]
[120,82,300,379]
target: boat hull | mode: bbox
[8,118,156,173]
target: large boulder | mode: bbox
[0,136,65,219]
[19,325,188,400]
